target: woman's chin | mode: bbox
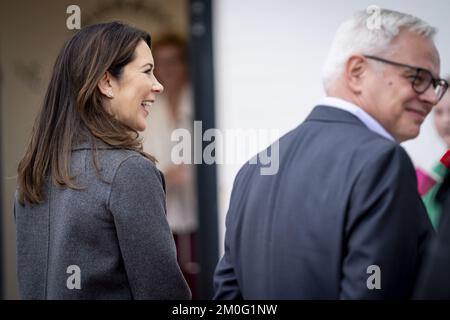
[134,122,147,132]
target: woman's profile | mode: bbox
[14,22,191,299]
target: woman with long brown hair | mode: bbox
[14,22,191,299]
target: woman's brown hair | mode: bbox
[18,22,155,205]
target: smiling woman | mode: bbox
[99,40,164,132]
[14,22,190,300]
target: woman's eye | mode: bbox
[144,69,152,74]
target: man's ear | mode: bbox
[97,71,114,98]
[345,55,367,94]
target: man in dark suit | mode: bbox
[214,8,448,299]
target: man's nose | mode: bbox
[420,85,440,106]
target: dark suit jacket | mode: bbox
[414,170,450,299]
[214,106,432,299]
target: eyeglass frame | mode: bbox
[363,55,449,102]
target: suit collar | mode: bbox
[306,105,367,126]
[307,104,396,142]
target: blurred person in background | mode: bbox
[417,76,450,230]
[142,34,199,297]
[415,81,450,299]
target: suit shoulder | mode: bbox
[355,134,409,162]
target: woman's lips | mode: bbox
[141,101,153,117]
[141,105,149,117]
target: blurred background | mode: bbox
[1,0,450,299]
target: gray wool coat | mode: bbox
[14,140,191,300]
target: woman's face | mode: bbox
[108,40,164,131]
[434,92,450,148]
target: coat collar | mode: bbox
[305,105,367,127]
[72,138,120,151]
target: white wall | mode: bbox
[213,0,450,254]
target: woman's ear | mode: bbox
[97,72,114,98]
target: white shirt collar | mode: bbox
[318,96,395,142]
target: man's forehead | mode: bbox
[390,31,440,75]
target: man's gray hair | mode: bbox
[322,8,437,92]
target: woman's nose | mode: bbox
[152,79,164,93]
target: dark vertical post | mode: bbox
[0,42,4,299]
[189,0,219,299]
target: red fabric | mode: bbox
[416,167,437,196]
[441,150,450,169]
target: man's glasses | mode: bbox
[364,55,449,103]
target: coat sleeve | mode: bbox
[340,144,433,299]
[213,224,243,299]
[108,155,191,300]
[213,168,246,300]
